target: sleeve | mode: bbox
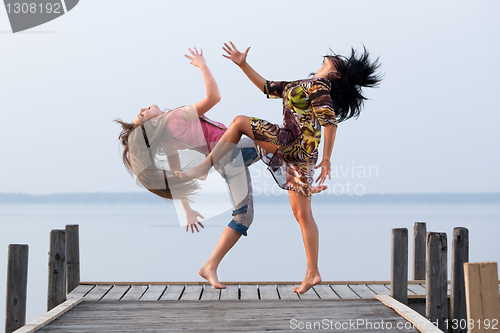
[264,80,290,99]
[309,79,338,126]
[178,104,199,122]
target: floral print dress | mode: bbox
[250,77,337,197]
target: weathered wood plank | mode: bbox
[330,284,360,299]
[219,284,239,300]
[313,284,340,300]
[367,284,390,295]
[407,283,427,296]
[120,285,148,301]
[83,285,113,301]
[276,285,299,300]
[158,285,182,301]
[297,288,319,300]
[35,300,421,332]
[5,244,29,333]
[258,285,279,300]
[240,285,259,300]
[200,286,220,301]
[141,285,167,301]
[348,284,377,299]
[100,285,130,301]
[67,285,94,299]
[376,295,443,333]
[179,285,202,301]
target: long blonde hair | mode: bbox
[114,113,199,200]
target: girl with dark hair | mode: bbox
[178,42,382,293]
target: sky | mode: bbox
[1,0,499,195]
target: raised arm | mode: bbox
[223,41,266,93]
[185,47,221,117]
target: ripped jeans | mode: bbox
[214,138,260,236]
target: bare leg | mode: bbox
[177,116,278,179]
[288,190,322,293]
[199,226,242,289]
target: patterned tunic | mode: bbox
[250,77,337,197]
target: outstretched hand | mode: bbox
[222,41,250,67]
[185,209,205,233]
[315,159,331,186]
[184,47,206,68]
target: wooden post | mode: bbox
[5,244,28,333]
[451,227,469,333]
[464,262,500,333]
[48,229,66,311]
[391,228,408,305]
[412,222,427,280]
[426,232,448,332]
[66,224,80,294]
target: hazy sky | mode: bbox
[1,0,499,194]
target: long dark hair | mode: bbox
[114,118,199,201]
[325,46,382,122]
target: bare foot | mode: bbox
[293,273,322,294]
[311,184,328,194]
[199,265,226,289]
[175,164,210,181]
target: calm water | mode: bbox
[1,201,499,329]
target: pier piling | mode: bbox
[412,222,426,280]
[450,227,469,333]
[426,232,448,332]
[65,224,80,294]
[5,244,28,333]
[390,228,408,305]
[48,229,66,311]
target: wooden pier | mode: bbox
[17,281,444,333]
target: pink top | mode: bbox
[164,104,226,154]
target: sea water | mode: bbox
[0,201,499,329]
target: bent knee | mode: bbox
[232,115,250,127]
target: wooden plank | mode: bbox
[412,222,427,280]
[450,227,468,333]
[13,297,84,333]
[258,285,279,300]
[313,284,340,300]
[407,283,427,296]
[34,300,421,332]
[180,285,202,300]
[376,295,443,333]
[67,285,94,298]
[120,285,148,301]
[100,285,130,301]
[239,285,259,300]
[219,284,239,300]
[330,284,360,299]
[391,228,408,305]
[65,225,80,294]
[5,244,29,333]
[276,285,299,300]
[200,285,220,301]
[83,285,113,301]
[348,284,377,299]
[464,262,500,333]
[366,284,390,296]
[141,285,167,301]
[426,232,448,332]
[158,285,186,301]
[297,288,319,300]
[47,229,66,311]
